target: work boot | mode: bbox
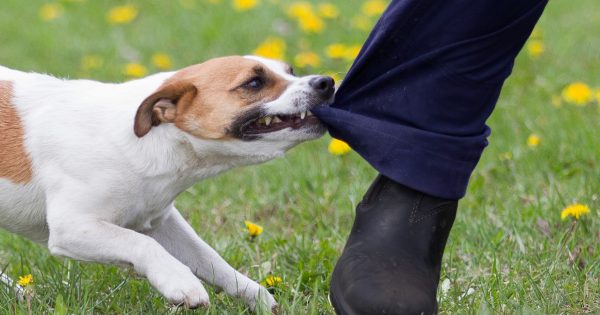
[329,174,457,315]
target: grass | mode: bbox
[1,0,599,314]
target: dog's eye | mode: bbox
[243,77,264,90]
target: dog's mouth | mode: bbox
[241,110,321,135]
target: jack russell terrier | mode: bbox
[0,55,334,312]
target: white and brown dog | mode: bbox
[0,56,334,311]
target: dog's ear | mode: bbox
[134,83,198,137]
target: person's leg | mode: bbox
[315,0,548,199]
[312,0,548,314]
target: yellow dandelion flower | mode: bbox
[152,53,173,70]
[253,37,286,60]
[17,274,33,287]
[343,45,362,61]
[286,2,324,33]
[287,2,313,19]
[39,3,63,22]
[124,63,147,78]
[560,203,591,220]
[362,0,387,17]
[244,220,263,237]
[80,55,103,71]
[352,15,372,31]
[325,43,347,59]
[107,5,138,25]
[318,3,339,19]
[262,275,283,287]
[551,95,562,108]
[527,134,540,148]
[562,82,593,106]
[232,0,259,11]
[299,14,325,33]
[328,138,351,155]
[294,51,321,68]
[527,40,545,58]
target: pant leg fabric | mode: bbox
[312,0,548,199]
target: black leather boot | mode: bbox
[329,174,457,315]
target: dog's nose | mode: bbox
[309,76,335,99]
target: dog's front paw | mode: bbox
[1,274,25,301]
[247,285,278,314]
[146,264,210,309]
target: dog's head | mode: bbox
[134,56,333,148]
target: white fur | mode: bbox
[0,56,328,311]
[0,273,24,299]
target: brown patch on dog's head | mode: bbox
[0,81,33,184]
[134,56,290,139]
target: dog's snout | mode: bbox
[309,76,335,99]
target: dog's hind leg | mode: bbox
[0,273,24,300]
[146,206,277,313]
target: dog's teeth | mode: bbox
[257,117,265,125]
[265,116,272,126]
[307,111,314,116]
[273,116,283,123]
[300,111,306,119]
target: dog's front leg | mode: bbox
[146,207,277,313]
[46,200,210,308]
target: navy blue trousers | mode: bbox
[313,0,548,199]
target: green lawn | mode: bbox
[1,0,599,314]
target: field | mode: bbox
[1,0,599,314]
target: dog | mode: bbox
[0,55,334,312]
